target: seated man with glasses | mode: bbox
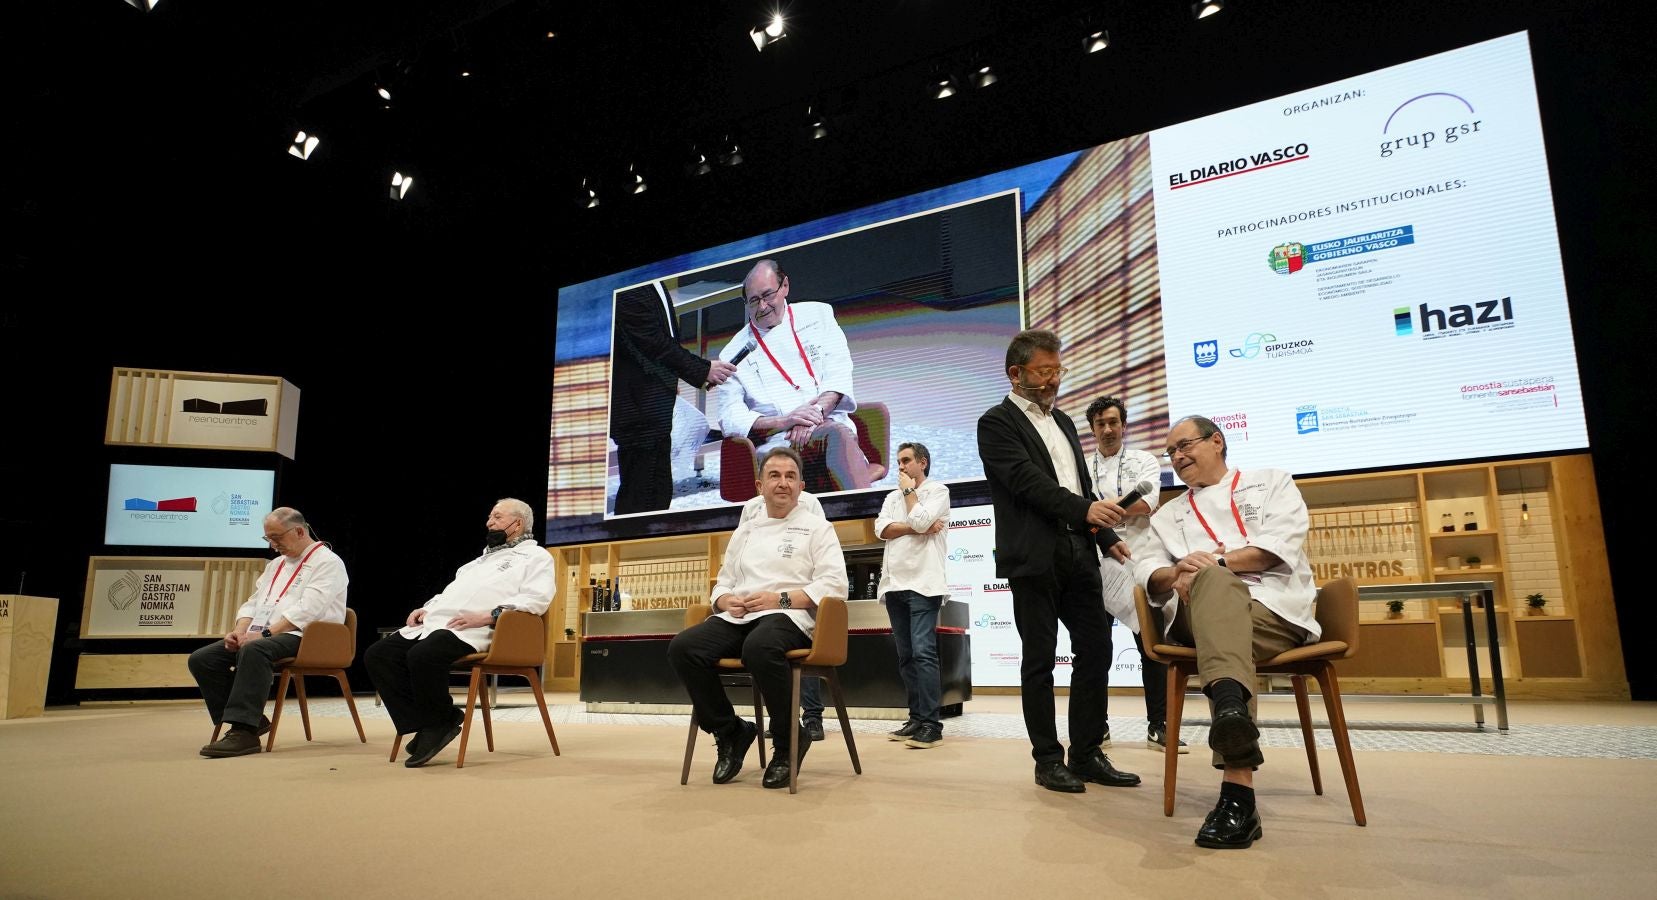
[1133,415,1319,849]
[714,257,872,494]
[190,507,349,758]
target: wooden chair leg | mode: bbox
[295,674,313,742]
[823,668,861,774]
[788,663,803,794]
[681,709,701,785]
[389,733,404,763]
[525,667,560,755]
[267,670,293,752]
[1162,663,1188,817]
[335,671,367,743]
[212,723,223,742]
[481,672,496,753]
[457,666,483,769]
[750,681,767,768]
[1292,673,1324,795]
[1316,664,1367,826]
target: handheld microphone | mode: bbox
[730,341,757,366]
[1116,480,1157,510]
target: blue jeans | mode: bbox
[886,590,944,729]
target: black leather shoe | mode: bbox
[712,720,758,784]
[762,734,811,789]
[888,721,920,741]
[404,719,462,768]
[200,728,262,758]
[1069,747,1141,787]
[1208,703,1261,763]
[1195,796,1263,849]
[804,718,825,742]
[1033,761,1087,793]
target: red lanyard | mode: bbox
[751,306,818,392]
[265,542,325,604]
[1188,470,1246,547]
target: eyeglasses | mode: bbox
[1021,365,1069,381]
[1162,435,1211,460]
[263,526,297,545]
[745,283,785,309]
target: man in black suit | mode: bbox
[610,282,738,514]
[976,329,1141,793]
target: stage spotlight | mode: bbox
[749,14,786,51]
[630,164,647,195]
[1086,30,1110,53]
[720,136,744,167]
[972,65,998,89]
[122,0,162,9]
[287,131,319,160]
[391,171,414,200]
[808,106,828,140]
[687,146,714,176]
[1193,0,1224,19]
[376,85,392,101]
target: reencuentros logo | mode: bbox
[1229,332,1316,360]
[1268,242,1305,275]
[1296,405,1320,434]
[1394,297,1515,340]
[1193,340,1219,368]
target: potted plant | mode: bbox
[1386,599,1405,619]
[1466,555,1482,569]
[564,627,577,640]
[1525,592,1547,616]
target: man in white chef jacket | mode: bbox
[1134,415,1318,850]
[741,489,828,742]
[191,507,348,758]
[365,498,554,768]
[668,447,849,789]
[1084,395,1183,753]
[715,258,871,494]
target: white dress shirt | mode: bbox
[1007,392,1083,497]
[400,539,556,652]
[716,302,857,454]
[1133,467,1319,642]
[874,479,951,603]
[710,503,848,638]
[1093,446,1164,629]
[235,542,348,633]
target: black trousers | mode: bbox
[1100,626,1171,731]
[187,633,303,729]
[1008,531,1110,764]
[667,614,811,749]
[363,630,476,735]
[614,437,673,515]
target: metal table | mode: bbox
[1353,581,1508,731]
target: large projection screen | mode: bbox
[549,31,1584,546]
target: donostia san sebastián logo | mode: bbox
[1229,332,1316,361]
[1296,405,1321,434]
[1193,340,1219,368]
[1379,91,1483,159]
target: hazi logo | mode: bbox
[1379,91,1483,159]
[1193,340,1219,368]
[1268,242,1305,275]
[1169,143,1310,189]
[1399,297,1516,340]
[1295,405,1320,435]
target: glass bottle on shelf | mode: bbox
[1463,511,1478,531]
[1441,513,1454,533]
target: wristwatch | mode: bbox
[260,627,272,638]
[1216,555,1228,569]
[778,591,792,609]
[902,487,915,496]
[489,605,506,628]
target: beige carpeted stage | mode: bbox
[3,694,1654,899]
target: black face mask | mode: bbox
[485,528,509,548]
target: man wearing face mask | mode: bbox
[976,329,1140,794]
[191,507,348,758]
[364,498,555,768]
[715,258,871,494]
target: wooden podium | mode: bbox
[0,595,59,718]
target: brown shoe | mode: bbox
[200,728,262,758]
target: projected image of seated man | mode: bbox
[716,258,872,494]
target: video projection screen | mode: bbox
[104,464,277,549]
[549,31,1585,546]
